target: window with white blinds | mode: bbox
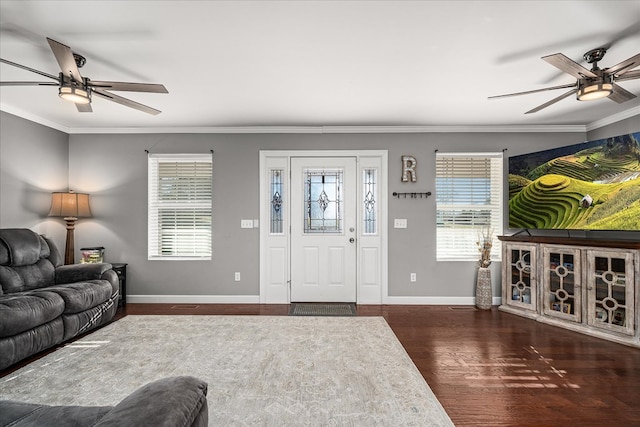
[435,152,503,261]
[148,153,212,260]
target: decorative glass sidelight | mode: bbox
[363,168,377,234]
[270,170,284,234]
[304,169,343,233]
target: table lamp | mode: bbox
[48,190,92,264]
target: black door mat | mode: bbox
[289,303,357,316]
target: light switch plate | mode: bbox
[241,220,253,228]
[394,219,407,228]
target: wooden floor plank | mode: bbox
[4,304,640,426]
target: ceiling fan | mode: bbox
[489,48,640,114]
[0,37,168,115]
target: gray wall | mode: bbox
[0,112,69,244]
[587,115,640,141]
[67,131,586,300]
[2,110,638,301]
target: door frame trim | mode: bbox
[259,150,388,304]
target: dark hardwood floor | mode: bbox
[5,304,640,426]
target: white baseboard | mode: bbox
[127,295,261,304]
[385,296,474,305]
[127,295,502,306]
[384,296,503,306]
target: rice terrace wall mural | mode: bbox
[508,132,640,231]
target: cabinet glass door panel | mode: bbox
[542,246,580,322]
[587,250,635,336]
[506,244,537,311]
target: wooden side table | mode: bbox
[111,263,128,307]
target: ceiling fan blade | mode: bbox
[525,89,577,114]
[88,81,168,93]
[1,58,59,81]
[488,83,576,100]
[605,53,640,76]
[0,81,58,86]
[616,69,640,82]
[47,37,84,83]
[93,89,161,115]
[542,53,598,79]
[76,103,93,112]
[608,83,637,104]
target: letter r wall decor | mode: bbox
[401,155,417,182]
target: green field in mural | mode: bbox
[508,132,640,230]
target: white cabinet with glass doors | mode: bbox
[499,236,639,348]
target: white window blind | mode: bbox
[148,153,212,260]
[436,152,503,261]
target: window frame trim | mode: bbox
[147,153,213,261]
[435,151,503,262]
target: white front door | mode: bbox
[290,157,357,302]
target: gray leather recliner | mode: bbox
[0,376,209,427]
[0,228,119,370]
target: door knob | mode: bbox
[349,237,355,243]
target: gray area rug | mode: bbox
[0,316,453,426]
[289,303,357,316]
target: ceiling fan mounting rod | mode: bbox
[72,53,86,69]
[584,47,607,69]
[60,72,84,86]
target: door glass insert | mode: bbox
[363,168,377,234]
[270,169,284,234]
[304,168,343,233]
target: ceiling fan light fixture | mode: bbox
[59,84,91,105]
[577,79,613,101]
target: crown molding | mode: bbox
[69,124,586,134]
[3,104,637,135]
[585,106,640,132]
[319,125,586,133]
[69,126,325,134]
[0,103,70,133]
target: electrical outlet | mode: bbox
[234,272,241,281]
[410,273,416,282]
[240,220,253,228]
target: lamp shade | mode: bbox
[49,191,92,219]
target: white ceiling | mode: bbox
[1,0,639,133]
